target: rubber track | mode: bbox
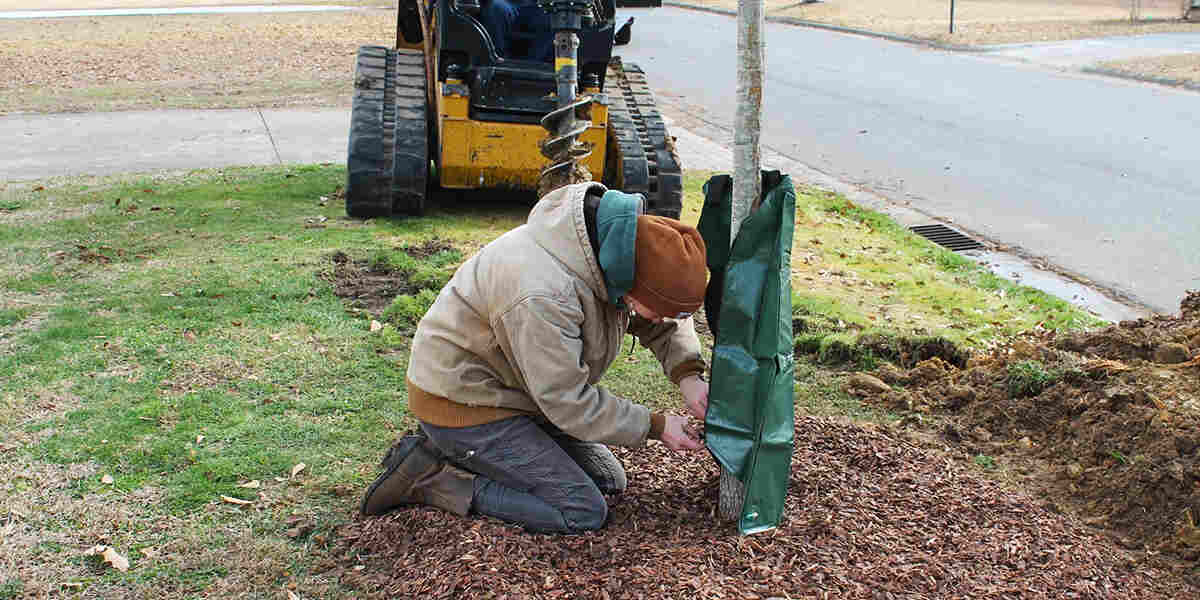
[345,46,427,218]
[391,49,428,215]
[605,58,682,219]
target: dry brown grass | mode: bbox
[1098,51,1200,83]
[0,10,394,115]
[693,0,1200,44]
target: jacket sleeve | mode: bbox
[493,294,652,447]
[627,315,707,384]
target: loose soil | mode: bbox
[848,292,1200,567]
[334,416,1196,598]
[326,250,421,314]
[325,239,457,313]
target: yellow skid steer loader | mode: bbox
[344,0,682,218]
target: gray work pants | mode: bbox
[420,416,627,533]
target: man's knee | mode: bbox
[567,486,609,531]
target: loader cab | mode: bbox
[437,0,616,124]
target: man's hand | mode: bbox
[660,415,702,452]
[679,374,709,422]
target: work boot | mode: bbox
[360,431,476,517]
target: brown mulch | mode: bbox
[333,417,1193,599]
[853,292,1200,568]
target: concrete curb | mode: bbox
[662,2,1200,91]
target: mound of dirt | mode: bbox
[331,418,1193,598]
[851,292,1200,564]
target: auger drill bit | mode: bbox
[537,0,595,198]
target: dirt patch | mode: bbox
[327,251,415,314]
[849,291,1200,564]
[399,237,456,260]
[325,242,460,314]
[333,416,1195,598]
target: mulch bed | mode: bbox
[333,417,1193,599]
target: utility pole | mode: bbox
[719,0,765,524]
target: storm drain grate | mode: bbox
[909,224,984,252]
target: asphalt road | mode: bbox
[618,8,1200,314]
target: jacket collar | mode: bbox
[527,182,611,301]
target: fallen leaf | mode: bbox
[370,320,383,332]
[238,480,261,489]
[101,474,114,485]
[220,495,253,506]
[33,185,44,191]
[196,434,205,444]
[84,545,130,572]
[139,547,157,558]
[290,463,306,478]
[287,591,301,600]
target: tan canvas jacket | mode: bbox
[405,182,706,447]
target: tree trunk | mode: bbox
[718,0,765,525]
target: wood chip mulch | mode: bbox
[334,417,1195,599]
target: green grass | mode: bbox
[0,166,1110,597]
[783,186,1105,367]
[1005,359,1061,398]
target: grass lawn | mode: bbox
[0,166,1102,597]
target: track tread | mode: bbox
[345,46,428,218]
[604,58,682,219]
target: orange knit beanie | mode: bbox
[629,215,707,318]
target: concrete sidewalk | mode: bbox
[1,109,349,181]
[0,107,749,182]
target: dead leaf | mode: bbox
[84,545,130,572]
[287,591,301,600]
[370,320,383,332]
[238,480,261,489]
[290,463,306,478]
[139,547,157,558]
[101,474,114,485]
[196,434,205,444]
[220,494,253,506]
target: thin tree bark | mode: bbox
[718,0,765,525]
